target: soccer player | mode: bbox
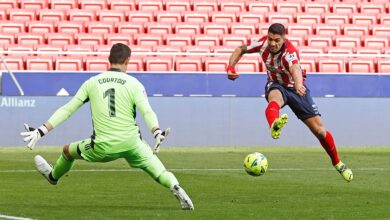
[20,43,194,210]
[226,23,353,182]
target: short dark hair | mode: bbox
[268,23,286,36]
[109,43,131,64]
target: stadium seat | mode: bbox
[210,12,237,23]
[76,33,105,45]
[165,0,191,12]
[0,10,5,20]
[138,1,163,11]
[299,59,316,72]
[25,56,54,71]
[6,45,34,52]
[153,45,182,53]
[155,11,182,23]
[55,56,84,71]
[267,13,294,24]
[351,14,377,25]
[35,45,64,53]
[84,56,110,71]
[222,35,247,47]
[211,46,236,54]
[304,2,330,13]
[324,14,350,25]
[26,21,55,33]
[182,45,211,54]
[106,34,134,46]
[306,35,333,47]
[182,11,209,23]
[117,23,144,34]
[192,1,218,12]
[128,11,155,23]
[165,34,192,46]
[298,46,324,56]
[64,45,94,53]
[0,21,25,33]
[238,12,264,24]
[236,57,260,73]
[98,10,126,22]
[276,2,302,13]
[314,24,341,36]
[295,13,322,25]
[135,34,164,46]
[343,25,369,37]
[286,36,305,46]
[0,0,17,9]
[371,26,390,36]
[175,56,203,72]
[332,3,358,14]
[325,47,353,55]
[57,21,85,34]
[204,56,229,72]
[109,0,135,10]
[174,23,201,35]
[347,58,375,73]
[8,9,36,21]
[50,0,77,9]
[219,1,246,12]
[203,23,229,35]
[363,36,389,48]
[230,23,257,35]
[194,35,220,47]
[87,22,114,34]
[127,56,144,71]
[354,47,382,55]
[146,22,173,34]
[37,9,66,22]
[79,0,108,10]
[144,56,173,71]
[46,33,75,45]
[377,59,390,73]
[378,13,390,25]
[247,1,274,14]
[335,36,361,48]
[68,9,97,22]
[16,33,45,45]
[93,44,112,53]
[287,25,313,36]
[359,3,386,14]
[125,45,153,53]
[0,56,24,70]
[317,58,345,73]
[20,0,48,9]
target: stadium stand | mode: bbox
[0,0,389,72]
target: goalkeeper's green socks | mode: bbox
[157,171,179,188]
[51,154,75,180]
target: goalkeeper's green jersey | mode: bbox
[47,69,159,153]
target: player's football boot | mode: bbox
[171,185,194,210]
[270,113,288,139]
[34,155,58,185]
[335,161,353,182]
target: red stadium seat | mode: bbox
[46,33,75,45]
[79,0,108,10]
[371,26,390,36]
[182,45,211,53]
[117,23,144,34]
[93,45,112,53]
[236,57,260,73]
[50,0,77,9]
[295,13,322,25]
[204,56,229,72]
[64,45,93,53]
[332,3,358,14]
[317,58,345,73]
[298,46,324,56]
[35,45,64,52]
[247,1,274,13]
[238,12,264,24]
[128,11,155,23]
[347,58,375,73]
[193,1,218,12]
[343,25,369,37]
[359,3,386,14]
[230,23,257,35]
[146,22,173,34]
[126,45,153,53]
[174,23,201,35]
[306,35,333,47]
[0,10,5,20]
[76,33,105,45]
[57,21,85,34]
[354,47,382,55]
[138,1,163,11]
[16,33,45,45]
[87,22,114,34]
[155,11,182,23]
[194,35,220,47]
[351,14,377,25]
[211,46,235,54]
[68,9,97,22]
[325,47,353,55]
[314,24,341,36]
[128,56,144,71]
[135,34,164,46]
[304,2,329,14]
[222,35,247,47]
[267,13,293,24]
[144,56,173,71]
[20,0,48,9]
[363,36,389,48]
[219,1,246,12]
[85,56,110,71]
[0,56,24,70]
[175,56,203,72]
[258,23,273,35]
[335,36,361,48]
[55,56,84,71]
[286,36,305,46]
[210,12,237,23]
[106,34,134,46]
[110,0,135,11]
[203,23,229,35]
[287,25,313,36]
[165,34,192,46]
[6,45,34,52]
[37,9,66,22]
[153,45,182,53]
[26,21,55,33]
[25,56,54,70]
[182,11,209,23]
[8,9,36,21]
[98,10,125,22]
[165,0,191,12]
[0,0,17,9]
[299,59,316,72]
[377,59,390,73]
[0,21,25,33]
[378,13,390,25]
[276,2,302,13]
[323,13,350,25]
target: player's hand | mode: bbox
[20,123,48,150]
[153,128,171,154]
[227,65,239,81]
[294,84,306,96]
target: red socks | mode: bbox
[319,131,340,165]
[265,101,280,127]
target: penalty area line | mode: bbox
[0,214,36,220]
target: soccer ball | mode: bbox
[244,152,268,176]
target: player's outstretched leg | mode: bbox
[335,161,353,182]
[171,184,195,210]
[270,113,288,139]
[34,155,58,185]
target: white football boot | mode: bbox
[171,185,194,210]
[34,155,57,185]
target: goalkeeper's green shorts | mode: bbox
[68,138,166,179]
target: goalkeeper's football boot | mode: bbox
[34,155,58,185]
[270,113,288,139]
[171,185,194,210]
[335,161,353,182]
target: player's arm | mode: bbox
[227,46,248,81]
[290,64,306,96]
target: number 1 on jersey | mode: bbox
[104,88,116,117]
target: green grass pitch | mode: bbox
[0,146,390,220]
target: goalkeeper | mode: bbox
[20,43,194,210]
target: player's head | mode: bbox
[109,43,131,65]
[267,23,286,54]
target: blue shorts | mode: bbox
[265,82,321,121]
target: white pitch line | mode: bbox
[0,214,36,220]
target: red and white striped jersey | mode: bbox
[246,36,306,87]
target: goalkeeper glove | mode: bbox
[153,128,171,154]
[20,123,48,150]
[227,65,239,81]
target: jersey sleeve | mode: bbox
[133,81,159,131]
[47,80,90,128]
[284,50,300,67]
[246,36,266,53]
